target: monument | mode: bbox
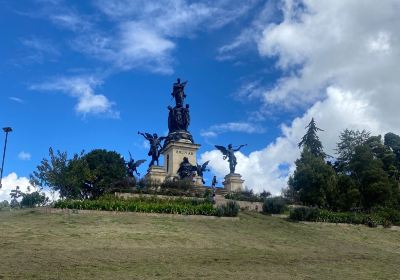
[215,144,247,192]
[138,78,246,191]
[161,79,202,183]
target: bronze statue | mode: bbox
[172,78,187,108]
[164,78,194,145]
[177,157,195,179]
[126,152,146,177]
[138,132,166,167]
[195,161,210,184]
[215,144,247,174]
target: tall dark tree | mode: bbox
[298,118,325,158]
[288,149,337,208]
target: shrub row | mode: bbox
[215,201,240,217]
[289,206,400,228]
[262,197,288,214]
[54,195,239,217]
[225,191,264,202]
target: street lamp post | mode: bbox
[0,127,12,189]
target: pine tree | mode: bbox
[298,118,325,158]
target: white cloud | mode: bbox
[21,37,60,56]
[202,0,400,194]
[30,76,120,118]
[68,0,258,73]
[18,151,31,161]
[9,97,24,103]
[0,173,31,202]
[0,172,59,203]
[200,121,266,138]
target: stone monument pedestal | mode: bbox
[145,165,167,183]
[223,173,244,192]
[162,139,201,180]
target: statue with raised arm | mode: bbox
[138,131,166,167]
[172,78,187,108]
[126,152,146,177]
[215,144,247,174]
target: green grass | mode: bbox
[0,209,400,280]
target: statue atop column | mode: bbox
[215,144,247,174]
[164,78,194,145]
[138,132,166,167]
[171,78,187,108]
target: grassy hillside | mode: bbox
[0,209,399,280]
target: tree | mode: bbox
[335,129,370,173]
[349,144,397,209]
[9,186,22,208]
[81,149,126,198]
[30,148,126,199]
[298,118,325,158]
[288,149,337,208]
[20,191,48,208]
[384,132,400,171]
[335,174,360,211]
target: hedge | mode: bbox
[54,195,239,217]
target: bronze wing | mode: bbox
[215,145,228,157]
[133,159,147,169]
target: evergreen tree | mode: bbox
[335,129,370,173]
[349,144,398,209]
[298,118,325,158]
[288,149,337,208]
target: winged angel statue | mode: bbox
[215,144,247,174]
[138,131,166,167]
[195,161,210,184]
[126,152,146,177]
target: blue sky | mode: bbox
[1,0,400,199]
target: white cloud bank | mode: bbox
[0,173,59,202]
[203,0,400,194]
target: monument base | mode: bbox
[145,165,167,184]
[223,173,244,192]
[162,140,201,177]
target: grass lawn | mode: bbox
[0,209,399,280]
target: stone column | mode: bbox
[145,165,167,184]
[223,173,244,192]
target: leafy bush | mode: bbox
[0,200,10,210]
[225,190,264,202]
[289,206,400,227]
[262,197,287,214]
[289,206,320,221]
[215,201,239,217]
[161,179,192,191]
[54,195,233,216]
[20,191,48,208]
